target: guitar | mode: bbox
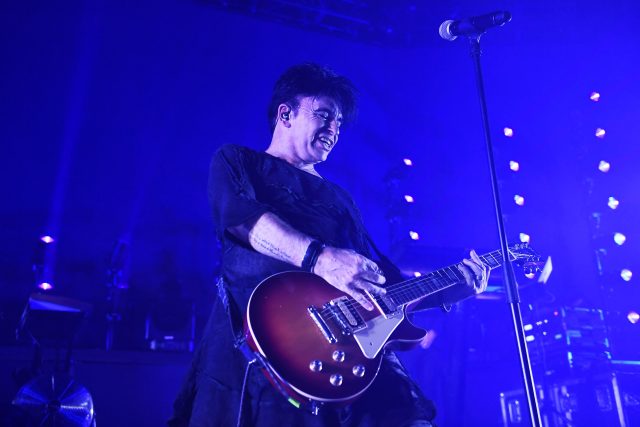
[244,243,541,412]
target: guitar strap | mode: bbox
[215,276,245,349]
[215,276,312,418]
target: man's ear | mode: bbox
[277,104,292,128]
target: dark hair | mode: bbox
[267,63,358,132]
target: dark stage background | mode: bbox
[1,0,639,426]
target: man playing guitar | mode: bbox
[169,63,488,427]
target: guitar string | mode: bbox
[317,262,509,323]
[317,248,532,324]
[317,273,457,318]
[318,251,500,314]
[317,249,519,317]
[317,251,504,316]
[318,259,489,317]
[318,272,454,314]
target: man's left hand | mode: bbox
[440,249,489,305]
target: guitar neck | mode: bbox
[386,249,513,307]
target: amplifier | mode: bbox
[500,372,629,427]
[523,306,611,376]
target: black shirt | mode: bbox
[209,143,370,300]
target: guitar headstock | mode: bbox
[509,243,544,275]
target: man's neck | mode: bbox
[266,140,321,178]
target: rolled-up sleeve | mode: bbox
[208,144,271,235]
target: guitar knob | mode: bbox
[309,360,323,372]
[352,365,366,377]
[332,350,345,362]
[330,374,343,387]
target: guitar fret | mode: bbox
[484,251,501,269]
[435,273,449,289]
[441,268,453,283]
[493,252,501,266]
[448,266,464,282]
[425,278,440,293]
[413,279,429,297]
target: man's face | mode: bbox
[288,96,343,164]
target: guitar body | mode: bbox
[243,244,540,409]
[244,271,427,406]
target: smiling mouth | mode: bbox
[318,136,335,150]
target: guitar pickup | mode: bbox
[326,297,366,335]
[370,293,399,317]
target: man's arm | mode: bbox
[228,211,386,310]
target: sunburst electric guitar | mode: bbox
[244,243,541,412]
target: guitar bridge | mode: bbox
[307,306,337,344]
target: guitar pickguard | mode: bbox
[353,311,404,359]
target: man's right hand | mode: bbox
[313,246,386,311]
[230,212,386,311]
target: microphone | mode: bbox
[439,11,512,41]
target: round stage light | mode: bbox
[614,233,626,246]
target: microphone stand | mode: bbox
[466,35,542,426]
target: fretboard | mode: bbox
[385,248,512,307]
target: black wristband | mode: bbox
[301,240,326,273]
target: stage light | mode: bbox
[409,231,420,240]
[40,235,55,244]
[608,196,619,210]
[519,233,531,243]
[628,311,639,324]
[503,127,514,137]
[595,128,606,138]
[514,195,525,206]
[509,161,520,172]
[38,282,53,291]
[598,160,611,173]
[621,269,632,282]
[414,272,422,277]
[403,158,413,166]
[614,233,626,246]
[590,92,601,102]
[404,195,415,203]
[525,272,536,279]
